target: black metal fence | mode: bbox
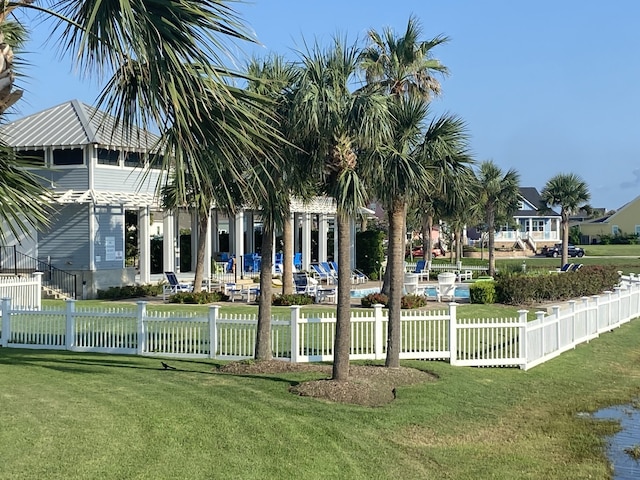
[0,245,77,299]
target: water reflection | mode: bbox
[593,404,640,480]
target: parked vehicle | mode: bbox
[410,246,444,258]
[542,243,585,258]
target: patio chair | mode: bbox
[310,263,335,284]
[569,263,583,272]
[163,272,193,301]
[436,272,457,302]
[293,272,317,296]
[224,282,243,302]
[413,260,429,282]
[549,263,572,273]
[353,268,369,284]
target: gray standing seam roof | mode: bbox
[0,99,159,150]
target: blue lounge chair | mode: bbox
[413,260,429,281]
[311,263,335,284]
[163,272,193,301]
[293,272,317,295]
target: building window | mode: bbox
[97,148,120,166]
[635,225,640,237]
[148,154,163,170]
[53,148,83,165]
[531,219,545,232]
[612,225,620,236]
[16,149,45,166]
[124,151,143,168]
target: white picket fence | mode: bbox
[1,279,639,369]
[0,272,42,309]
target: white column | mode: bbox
[139,207,151,283]
[163,210,175,273]
[318,213,328,263]
[302,212,312,271]
[203,209,212,280]
[234,209,245,271]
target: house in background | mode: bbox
[578,195,640,244]
[493,187,562,254]
[0,100,164,298]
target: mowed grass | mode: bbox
[3,316,640,479]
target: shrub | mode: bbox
[469,281,496,304]
[494,265,620,305]
[97,284,162,300]
[401,294,427,309]
[169,290,225,304]
[272,294,314,306]
[360,292,389,308]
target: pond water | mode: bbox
[592,403,640,479]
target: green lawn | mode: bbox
[3,317,640,479]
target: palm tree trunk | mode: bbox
[561,212,570,266]
[255,222,274,360]
[487,207,496,277]
[193,211,209,292]
[282,213,294,295]
[385,200,406,368]
[332,211,351,381]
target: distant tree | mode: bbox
[473,161,521,277]
[540,173,591,266]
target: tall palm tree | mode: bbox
[540,173,591,266]
[365,97,432,368]
[0,1,276,242]
[360,15,449,100]
[245,54,308,361]
[473,161,521,277]
[292,37,390,381]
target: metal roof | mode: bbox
[0,99,159,150]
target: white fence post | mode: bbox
[208,305,219,359]
[33,272,43,310]
[136,301,147,355]
[590,295,600,338]
[290,306,301,363]
[568,300,576,347]
[1,297,11,347]
[518,310,529,370]
[449,302,458,366]
[64,299,75,350]
[373,304,384,360]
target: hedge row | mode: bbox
[494,265,620,305]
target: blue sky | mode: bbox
[17,0,640,211]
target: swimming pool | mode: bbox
[424,285,470,299]
[350,285,470,299]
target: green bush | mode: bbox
[400,294,428,309]
[169,290,225,304]
[494,265,620,305]
[469,281,496,304]
[272,294,314,306]
[360,292,389,308]
[97,284,162,300]
[355,230,385,278]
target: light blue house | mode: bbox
[0,100,164,298]
[493,187,562,253]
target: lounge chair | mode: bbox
[413,260,429,282]
[293,272,317,295]
[311,263,336,284]
[163,272,193,301]
[436,272,457,302]
[224,282,243,302]
[549,263,572,273]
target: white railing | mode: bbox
[404,262,489,275]
[0,272,42,310]
[2,279,639,369]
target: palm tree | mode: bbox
[540,173,591,266]
[473,161,521,277]
[245,54,308,361]
[0,1,275,242]
[292,37,391,381]
[360,15,449,100]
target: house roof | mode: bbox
[515,187,560,217]
[580,194,640,225]
[0,99,159,151]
